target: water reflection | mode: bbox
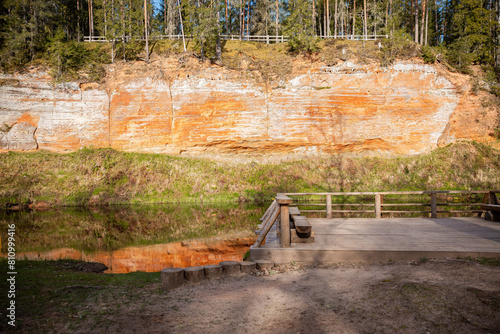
[0,204,265,272]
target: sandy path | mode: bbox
[67,259,500,334]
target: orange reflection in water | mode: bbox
[6,236,256,273]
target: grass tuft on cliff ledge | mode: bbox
[0,141,499,208]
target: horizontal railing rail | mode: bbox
[83,34,388,43]
[283,190,500,219]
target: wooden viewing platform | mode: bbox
[250,191,500,264]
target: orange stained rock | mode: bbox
[0,61,498,155]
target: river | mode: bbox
[0,203,266,273]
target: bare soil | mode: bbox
[63,259,500,334]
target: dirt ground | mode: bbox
[54,259,500,334]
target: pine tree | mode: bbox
[284,0,318,52]
[447,0,495,71]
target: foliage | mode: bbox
[445,0,496,73]
[380,30,419,66]
[284,0,319,53]
[46,31,110,82]
[47,30,87,82]
[0,0,499,79]
[421,46,436,64]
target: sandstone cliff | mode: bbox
[1,58,497,155]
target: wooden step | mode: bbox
[291,229,315,243]
[292,215,311,237]
[289,206,301,216]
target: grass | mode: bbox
[0,141,499,208]
[0,259,160,333]
[461,257,500,266]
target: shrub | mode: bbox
[421,46,436,64]
[380,30,419,66]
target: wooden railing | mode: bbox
[253,191,500,249]
[84,34,388,43]
[283,190,500,219]
[253,190,500,249]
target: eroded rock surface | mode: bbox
[1,60,497,155]
[0,122,37,150]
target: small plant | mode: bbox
[0,123,13,133]
[421,46,436,64]
[471,78,480,95]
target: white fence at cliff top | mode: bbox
[84,34,389,43]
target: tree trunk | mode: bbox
[275,0,279,38]
[129,0,132,35]
[435,0,438,44]
[414,0,419,44]
[495,0,500,67]
[144,0,149,63]
[327,0,330,37]
[313,0,316,34]
[335,0,338,38]
[424,2,428,45]
[164,0,167,34]
[390,0,393,36]
[88,0,93,38]
[226,0,229,35]
[216,10,222,60]
[324,0,327,37]
[363,0,367,40]
[443,0,447,41]
[104,0,108,37]
[246,1,250,36]
[385,0,388,35]
[353,0,356,37]
[122,1,126,61]
[178,0,187,51]
[420,0,425,45]
[319,5,323,37]
[77,0,81,41]
[240,0,244,39]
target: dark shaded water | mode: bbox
[0,203,266,253]
[0,203,266,273]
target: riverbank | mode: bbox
[1,141,499,208]
[0,258,498,333]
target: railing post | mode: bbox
[276,194,292,248]
[431,193,437,218]
[326,194,332,219]
[489,191,498,204]
[375,193,381,219]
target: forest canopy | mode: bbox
[0,0,499,80]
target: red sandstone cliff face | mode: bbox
[1,59,497,155]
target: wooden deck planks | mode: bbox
[250,217,500,263]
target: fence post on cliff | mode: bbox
[276,194,292,248]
